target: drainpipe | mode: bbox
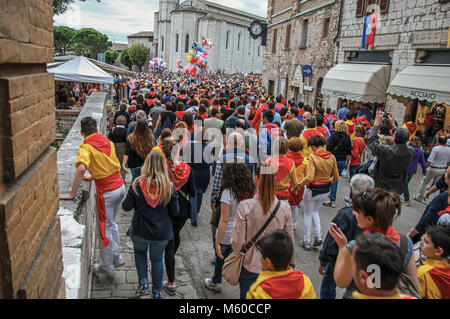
[333,0,345,65]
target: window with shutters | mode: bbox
[285,24,291,49]
[356,0,389,17]
[300,20,308,49]
[272,29,278,54]
[185,34,190,53]
[322,18,330,38]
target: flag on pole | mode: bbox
[362,14,378,50]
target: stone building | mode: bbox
[323,0,450,132]
[127,31,156,72]
[0,0,65,298]
[262,0,344,107]
[154,0,265,73]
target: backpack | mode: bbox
[156,116,173,140]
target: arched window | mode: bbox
[237,33,241,51]
[161,36,165,52]
[225,30,230,50]
[175,33,179,53]
[185,34,190,53]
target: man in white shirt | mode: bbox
[414,135,450,202]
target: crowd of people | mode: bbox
[60,71,449,300]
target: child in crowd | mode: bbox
[417,225,450,299]
[351,232,416,299]
[246,230,316,299]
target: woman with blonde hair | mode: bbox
[122,151,179,299]
[231,161,295,298]
[324,120,352,208]
[122,119,155,181]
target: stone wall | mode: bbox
[263,0,343,108]
[55,109,81,148]
[0,0,65,299]
[57,92,107,299]
[336,0,450,121]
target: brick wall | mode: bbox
[55,110,81,147]
[0,0,65,298]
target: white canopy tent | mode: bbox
[387,65,450,105]
[321,63,391,103]
[48,56,114,84]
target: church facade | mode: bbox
[154,0,265,74]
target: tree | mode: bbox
[120,48,133,70]
[72,28,112,59]
[54,26,76,56]
[128,43,149,72]
[105,50,119,64]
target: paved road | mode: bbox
[91,172,429,299]
[179,172,427,299]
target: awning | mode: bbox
[321,63,391,103]
[387,65,450,105]
[48,56,114,84]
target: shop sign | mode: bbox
[410,90,436,101]
[304,86,313,92]
[332,90,347,98]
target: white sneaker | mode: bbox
[204,278,222,293]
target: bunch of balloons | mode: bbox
[184,39,213,77]
[148,57,167,74]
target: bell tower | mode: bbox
[156,0,179,62]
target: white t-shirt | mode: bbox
[217,188,239,245]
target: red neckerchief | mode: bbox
[364,226,401,245]
[169,161,191,190]
[268,155,294,182]
[302,128,323,141]
[175,111,185,120]
[199,112,208,120]
[438,206,450,216]
[139,179,162,208]
[286,151,304,167]
[83,133,111,156]
[405,122,417,134]
[313,150,332,159]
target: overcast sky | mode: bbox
[54,0,268,43]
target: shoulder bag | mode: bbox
[222,200,281,286]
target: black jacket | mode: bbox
[319,205,363,267]
[122,184,179,241]
[326,131,352,162]
[367,126,414,194]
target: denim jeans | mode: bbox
[403,173,414,201]
[349,165,359,180]
[330,160,346,202]
[190,189,204,223]
[320,264,337,299]
[131,234,168,293]
[212,244,232,284]
[239,267,258,299]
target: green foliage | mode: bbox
[128,43,149,71]
[54,26,76,56]
[120,48,133,70]
[105,50,119,64]
[72,28,112,59]
[53,0,75,15]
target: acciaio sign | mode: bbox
[333,91,347,98]
[410,90,436,101]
